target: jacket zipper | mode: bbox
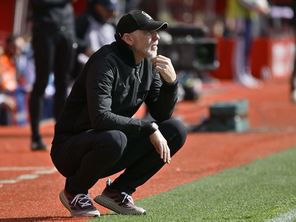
[132,65,142,105]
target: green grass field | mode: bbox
[91,147,296,222]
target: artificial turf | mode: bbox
[91,147,296,222]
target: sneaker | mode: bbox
[59,190,100,217]
[31,140,47,151]
[237,73,261,88]
[94,180,146,215]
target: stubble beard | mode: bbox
[147,48,157,60]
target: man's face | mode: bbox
[128,30,160,61]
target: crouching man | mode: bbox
[50,10,187,217]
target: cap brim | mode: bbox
[142,21,168,31]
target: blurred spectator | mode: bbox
[0,35,28,126]
[125,0,142,13]
[29,0,76,151]
[0,40,16,125]
[0,93,15,125]
[14,35,35,93]
[0,36,18,93]
[72,0,118,79]
[225,0,270,88]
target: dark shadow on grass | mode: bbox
[0,213,121,222]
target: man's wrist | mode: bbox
[151,122,159,131]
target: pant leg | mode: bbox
[51,118,187,194]
[291,29,296,92]
[53,31,75,120]
[105,118,187,194]
[233,18,251,80]
[243,19,253,72]
[29,25,55,141]
[291,58,296,92]
[51,130,127,194]
[12,88,27,125]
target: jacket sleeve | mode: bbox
[145,71,178,121]
[86,58,156,137]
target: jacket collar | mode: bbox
[113,38,138,67]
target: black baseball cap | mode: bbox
[116,10,168,37]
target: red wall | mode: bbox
[73,0,87,16]
[211,36,295,80]
[0,0,15,45]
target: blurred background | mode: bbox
[0,0,295,126]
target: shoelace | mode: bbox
[71,194,92,208]
[121,192,133,204]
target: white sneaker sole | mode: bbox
[94,195,146,215]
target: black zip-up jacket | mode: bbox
[52,39,178,144]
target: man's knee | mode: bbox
[160,118,187,153]
[98,130,127,160]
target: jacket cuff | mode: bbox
[162,79,178,91]
[141,122,157,136]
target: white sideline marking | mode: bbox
[267,209,296,222]
[0,180,17,184]
[0,166,50,171]
[0,166,57,187]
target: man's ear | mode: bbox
[122,33,133,46]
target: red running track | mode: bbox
[1,76,296,221]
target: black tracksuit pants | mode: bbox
[29,24,74,142]
[51,118,187,195]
